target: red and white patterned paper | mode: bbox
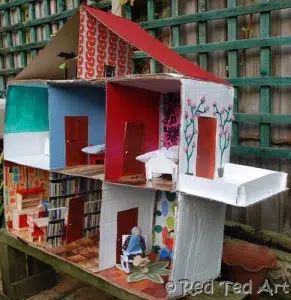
[77,8,133,79]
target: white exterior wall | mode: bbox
[169,194,226,298]
[98,183,156,271]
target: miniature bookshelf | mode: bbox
[47,173,102,247]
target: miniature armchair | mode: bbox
[120,227,147,273]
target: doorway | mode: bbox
[116,207,138,263]
[122,122,144,177]
[65,116,88,166]
[196,117,217,179]
[66,196,85,244]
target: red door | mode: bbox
[196,117,217,179]
[66,196,84,244]
[65,116,88,166]
[122,122,144,177]
[116,207,138,263]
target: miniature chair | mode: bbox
[120,234,147,274]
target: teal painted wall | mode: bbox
[5,85,49,134]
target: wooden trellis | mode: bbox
[125,0,291,161]
[0,0,111,97]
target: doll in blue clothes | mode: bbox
[121,226,146,273]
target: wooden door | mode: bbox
[122,122,144,176]
[65,116,88,166]
[196,117,217,179]
[116,207,138,263]
[66,197,84,244]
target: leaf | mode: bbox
[59,63,66,70]
[119,0,128,5]
[154,269,171,276]
[115,264,124,272]
[127,272,146,282]
[149,261,169,271]
[145,273,164,284]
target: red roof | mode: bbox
[82,5,229,85]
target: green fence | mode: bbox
[126,0,291,160]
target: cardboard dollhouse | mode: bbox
[3,5,288,299]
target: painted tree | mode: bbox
[212,102,233,167]
[184,96,209,174]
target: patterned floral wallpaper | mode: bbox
[4,163,49,220]
[152,191,177,253]
[161,93,181,148]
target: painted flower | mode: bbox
[184,111,188,119]
[186,131,192,139]
[200,95,206,103]
[186,98,191,105]
[212,101,217,107]
[219,129,224,137]
[228,104,233,110]
[205,105,210,112]
[191,102,197,109]
[221,106,226,114]
[196,112,200,117]
[165,126,180,145]
[226,132,231,140]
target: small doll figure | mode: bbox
[121,226,146,273]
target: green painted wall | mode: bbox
[5,85,49,134]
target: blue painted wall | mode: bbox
[49,86,105,169]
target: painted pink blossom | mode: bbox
[212,101,217,107]
[205,105,210,111]
[186,98,191,105]
[200,96,206,103]
[219,129,224,137]
[196,112,200,117]
[226,132,231,140]
[221,106,226,114]
[186,132,192,139]
[228,104,233,110]
[191,102,197,109]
